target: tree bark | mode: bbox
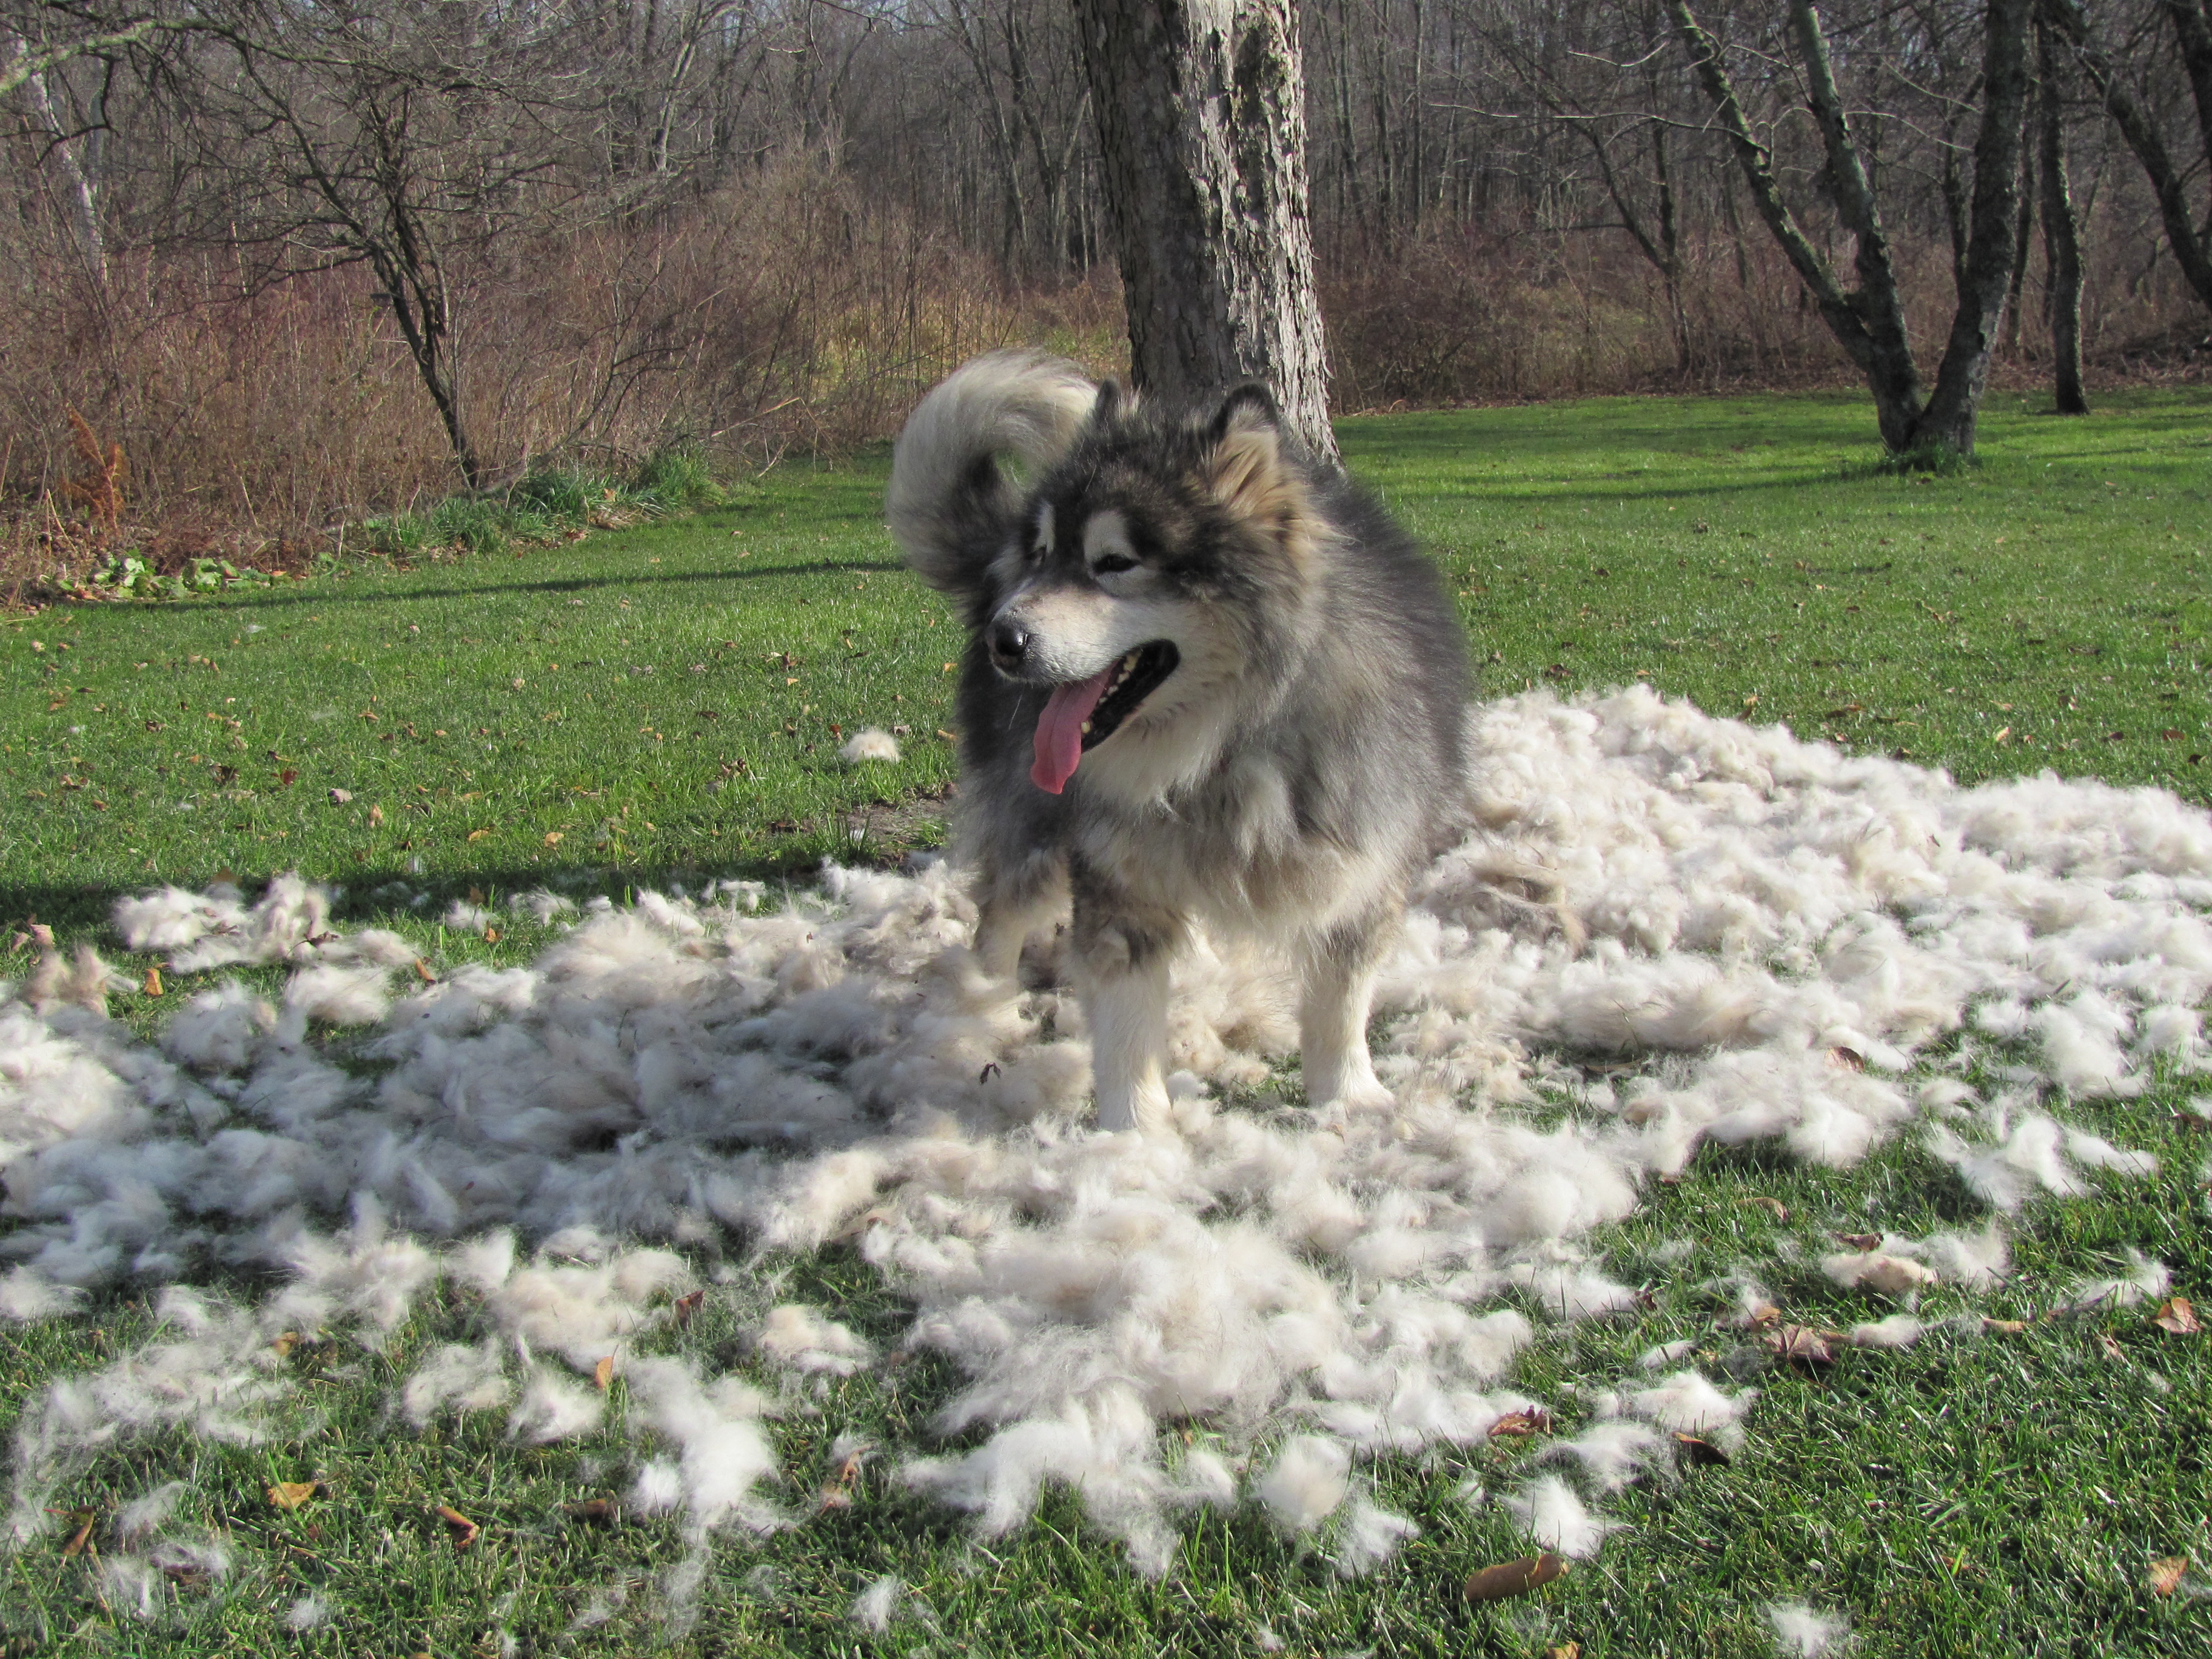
[1071,0,1337,462]
[2037,23,2089,413]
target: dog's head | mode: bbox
[984,381,1327,794]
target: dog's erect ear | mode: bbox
[1090,379,1130,427]
[1207,383,1282,447]
[1202,383,1308,549]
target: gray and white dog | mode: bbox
[888,351,1470,1130]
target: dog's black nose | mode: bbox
[988,618,1030,668]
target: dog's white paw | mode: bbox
[1315,1076,1398,1114]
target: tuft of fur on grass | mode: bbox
[1767,1601,1852,1655]
[849,1574,902,1632]
[839,727,902,765]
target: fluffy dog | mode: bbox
[888,351,1470,1129]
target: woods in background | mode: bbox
[5,0,2212,543]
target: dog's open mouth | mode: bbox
[1030,640,1180,794]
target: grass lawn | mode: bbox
[2,386,2210,1657]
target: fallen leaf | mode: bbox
[271,1330,300,1356]
[2162,728,2185,741]
[2152,1296,2200,1334]
[1832,1232,1883,1251]
[413,958,436,983]
[1739,1196,1788,1221]
[1992,726,2011,744]
[468,886,485,904]
[1487,1406,1555,1438]
[671,1290,705,1329]
[368,805,385,828]
[435,1504,479,1549]
[543,832,564,846]
[562,1498,620,1527]
[328,788,352,804]
[279,768,297,786]
[2097,1332,2126,1362]
[2150,1555,2190,1597]
[593,1355,615,1390]
[1464,1552,1569,1601]
[483,927,501,943]
[467,827,490,841]
[59,1508,97,1557]
[1549,1645,1581,1659]
[143,967,163,997]
[1763,1324,1838,1366]
[1982,1317,2028,1335]
[1674,1432,1731,1467]
[1828,1047,1866,1071]
[267,1481,319,1511]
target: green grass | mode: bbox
[3,387,2211,1657]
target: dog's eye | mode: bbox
[1092,554,1139,576]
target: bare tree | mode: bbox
[2041,0,2212,312]
[151,0,579,487]
[1071,0,1336,459]
[2039,21,2091,410]
[1672,0,2033,455]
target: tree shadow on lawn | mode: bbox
[187,558,908,615]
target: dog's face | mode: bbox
[984,383,1323,794]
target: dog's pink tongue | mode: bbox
[1031,669,1114,793]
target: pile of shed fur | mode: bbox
[4,685,2208,1598]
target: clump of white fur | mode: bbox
[839,728,902,765]
[6,683,2207,1584]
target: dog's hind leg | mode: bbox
[1070,868,1185,1133]
[1298,907,1398,1113]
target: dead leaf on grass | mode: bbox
[1549,1645,1581,1659]
[1982,1317,2028,1335]
[483,927,501,943]
[1739,1196,1788,1221]
[413,958,437,984]
[592,1356,615,1391]
[2150,1556,2190,1597]
[1832,1232,1883,1251]
[1828,1046,1866,1071]
[467,827,491,841]
[435,1504,480,1549]
[1464,1552,1569,1601]
[2151,1296,2200,1334]
[2097,1332,2127,1362]
[267,1481,320,1512]
[1673,1432,1731,1467]
[562,1498,620,1527]
[142,968,163,997]
[1487,1406,1554,1438]
[328,788,352,804]
[59,1508,97,1556]
[270,1330,300,1357]
[367,805,385,828]
[1763,1325,1838,1366]
[671,1289,705,1329]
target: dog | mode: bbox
[888,351,1470,1130]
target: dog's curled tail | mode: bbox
[888,350,1096,598]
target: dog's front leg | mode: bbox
[1071,869,1184,1133]
[1298,909,1397,1113]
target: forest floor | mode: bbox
[2,386,2210,1657]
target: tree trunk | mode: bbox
[1072,0,1337,462]
[1918,0,2032,455]
[2038,23,2089,413]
